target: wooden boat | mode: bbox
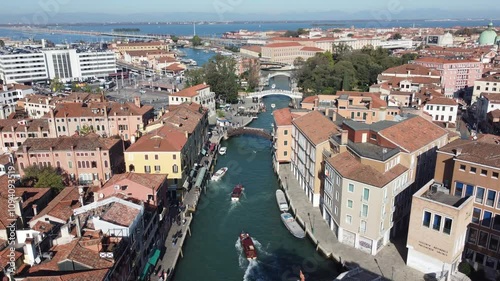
[231,184,244,201]
[239,232,257,260]
[281,213,306,239]
[276,190,289,212]
[219,146,227,155]
[211,167,228,181]
[271,103,276,109]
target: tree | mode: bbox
[79,124,94,136]
[391,33,402,40]
[184,68,205,87]
[50,77,64,93]
[0,39,4,47]
[241,59,260,91]
[284,28,308,38]
[192,35,202,46]
[171,35,179,43]
[22,165,64,192]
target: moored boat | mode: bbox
[219,147,227,155]
[231,184,244,201]
[211,167,228,181]
[239,232,257,260]
[276,190,289,212]
[280,213,306,239]
[271,103,276,109]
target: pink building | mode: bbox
[413,57,483,98]
[16,136,124,185]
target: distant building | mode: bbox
[240,45,262,58]
[0,83,33,109]
[426,33,454,47]
[477,93,500,121]
[272,108,307,173]
[168,84,216,116]
[261,42,323,65]
[0,118,54,153]
[423,97,459,124]
[472,74,500,102]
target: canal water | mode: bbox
[174,95,338,281]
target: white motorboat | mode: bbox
[271,104,276,109]
[211,167,228,181]
[276,190,289,212]
[281,213,306,239]
[219,147,227,155]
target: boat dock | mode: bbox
[276,163,424,281]
[149,133,224,281]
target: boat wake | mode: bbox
[235,238,267,281]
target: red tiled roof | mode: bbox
[301,46,324,52]
[327,152,408,188]
[100,202,140,227]
[426,97,458,106]
[379,116,448,153]
[0,175,18,230]
[24,268,110,281]
[30,186,89,223]
[292,111,339,146]
[382,64,440,77]
[127,124,187,153]
[414,57,480,64]
[273,108,293,126]
[15,187,51,210]
[21,136,120,152]
[240,45,262,53]
[438,134,500,168]
[102,172,167,192]
[264,42,303,48]
[301,95,318,104]
[171,84,210,98]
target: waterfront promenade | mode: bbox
[277,163,424,281]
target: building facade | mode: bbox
[0,49,48,84]
[472,74,500,102]
[423,97,459,124]
[168,84,216,116]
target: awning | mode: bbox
[189,169,197,178]
[148,249,161,266]
[140,263,152,280]
[194,167,207,188]
[182,179,190,189]
[200,148,207,155]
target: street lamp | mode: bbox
[308,212,314,234]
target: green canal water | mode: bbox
[173,96,339,281]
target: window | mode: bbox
[468,228,478,244]
[284,151,288,156]
[476,187,485,204]
[360,220,367,233]
[334,206,338,215]
[284,140,288,146]
[91,161,97,168]
[347,200,353,208]
[478,231,489,247]
[144,166,151,173]
[154,165,161,172]
[104,161,108,168]
[455,182,463,197]
[433,214,442,231]
[145,155,149,160]
[362,188,370,201]
[494,215,500,231]
[444,218,452,234]
[284,130,288,135]
[77,161,82,168]
[173,154,177,160]
[335,191,339,201]
[346,215,352,224]
[489,235,499,252]
[481,169,488,176]
[155,155,159,160]
[493,172,499,179]
[173,164,178,173]
[370,133,377,140]
[483,211,493,227]
[348,183,354,192]
[68,161,72,168]
[423,211,431,227]
[486,190,496,207]
[465,184,474,197]
[361,204,368,217]
[472,208,481,224]
[470,167,477,174]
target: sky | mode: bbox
[2,0,498,15]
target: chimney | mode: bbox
[455,148,462,157]
[93,192,99,203]
[340,129,348,145]
[23,238,38,266]
[2,84,7,92]
[32,204,38,216]
[134,96,141,108]
[61,224,70,238]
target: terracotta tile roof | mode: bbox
[100,202,140,227]
[426,97,458,106]
[157,56,177,63]
[150,102,205,134]
[327,152,408,188]
[102,173,167,192]
[264,42,303,48]
[270,37,314,42]
[164,63,185,72]
[170,84,210,98]
[439,134,500,168]
[240,45,262,53]
[30,186,88,223]
[124,50,170,57]
[273,108,293,126]
[292,111,339,146]
[15,187,51,210]
[475,75,500,82]
[414,57,480,64]
[0,118,50,133]
[21,136,120,152]
[0,247,22,268]
[0,154,11,165]
[28,240,113,274]
[481,93,500,103]
[31,221,54,233]
[379,115,448,153]
[382,64,440,77]
[117,41,165,47]
[301,95,318,104]
[127,124,187,152]
[337,91,387,109]
[24,268,109,281]
[301,46,324,52]
[488,109,500,119]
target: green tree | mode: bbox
[0,39,4,47]
[50,77,64,93]
[184,68,205,87]
[79,124,94,136]
[171,35,179,43]
[332,43,353,61]
[401,53,418,64]
[192,35,202,46]
[240,59,260,91]
[22,165,64,192]
[81,84,94,93]
[391,33,402,40]
[284,30,299,37]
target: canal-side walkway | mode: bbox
[149,134,224,281]
[277,164,424,281]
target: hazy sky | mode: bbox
[3,0,497,14]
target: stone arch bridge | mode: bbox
[225,127,273,141]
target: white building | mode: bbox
[426,33,454,47]
[0,49,48,84]
[0,47,116,84]
[477,92,500,121]
[423,97,458,124]
[472,75,500,102]
[169,84,216,116]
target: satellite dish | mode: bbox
[114,185,120,190]
[34,257,41,264]
[99,193,104,199]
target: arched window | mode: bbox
[20,162,24,170]
[56,161,61,168]
[77,161,82,168]
[129,164,135,172]
[104,160,108,168]
[173,164,178,173]
[57,126,61,132]
[85,161,90,168]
